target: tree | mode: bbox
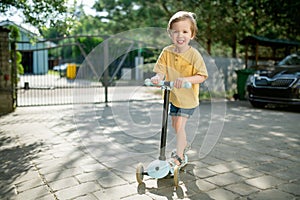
[264,0,300,40]
[41,0,300,59]
[73,36,104,63]
[0,0,71,33]
[93,0,169,33]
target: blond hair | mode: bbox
[167,11,198,38]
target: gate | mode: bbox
[17,74,104,106]
[15,35,145,106]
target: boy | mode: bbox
[151,11,208,168]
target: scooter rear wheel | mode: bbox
[173,165,180,187]
[136,163,144,184]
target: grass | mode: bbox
[48,70,59,76]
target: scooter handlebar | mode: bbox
[144,78,192,88]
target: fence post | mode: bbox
[11,40,17,108]
[0,27,14,114]
[103,40,109,105]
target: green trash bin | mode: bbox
[235,68,255,100]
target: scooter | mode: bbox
[136,78,191,187]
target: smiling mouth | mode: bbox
[177,40,185,44]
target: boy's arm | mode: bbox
[185,74,207,84]
[174,74,207,88]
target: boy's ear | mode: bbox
[191,33,195,40]
[167,30,172,38]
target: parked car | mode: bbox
[53,63,68,72]
[53,64,68,77]
[247,53,300,108]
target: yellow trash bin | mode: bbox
[66,63,77,79]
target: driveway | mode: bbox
[0,101,299,199]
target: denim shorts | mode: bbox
[169,103,196,118]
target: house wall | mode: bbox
[17,29,48,74]
[33,43,48,74]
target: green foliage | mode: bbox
[1,0,68,30]
[16,51,24,75]
[73,36,104,63]
[8,26,24,76]
[7,0,298,64]
[91,0,299,57]
[8,25,20,40]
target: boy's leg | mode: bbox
[172,116,188,165]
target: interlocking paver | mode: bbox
[71,193,99,200]
[48,177,79,192]
[191,167,217,179]
[205,172,245,187]
[15,185,51,200]
[245,175,285,190]
[248,189,295,200]
[234,167,263,179]
[206,188,238,200]
[15,178,45,193]
[0,100,299,200]
[93,184,137,199]
[55,182,101,200]
[225,183,259,196]
[190,179,216,192]
[44,167,84,182]
[255,162,285,173]
[97,174,128,188]
[277,182,300,196]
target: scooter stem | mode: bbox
[159,88,170,160]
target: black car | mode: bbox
[247,53,300,108]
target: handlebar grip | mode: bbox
[144,79,192,88]
[144,78,153,86]
[181,82,192,88]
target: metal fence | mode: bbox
[17,74,104,106]
[15,34,147,106]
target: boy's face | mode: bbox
[169,19,194,52]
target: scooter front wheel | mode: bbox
[136,163,144,184]
[173,165,180,187]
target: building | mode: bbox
[0,20,50,74]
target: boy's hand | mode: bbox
[150,74,164,85]
[174,78,187,88]
[150,76,160,85]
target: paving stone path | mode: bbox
[0,100,299,199]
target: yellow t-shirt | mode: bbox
[154,45,208,108]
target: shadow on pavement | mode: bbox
[12,100,297,199]
[137,164,212,199]
[0,132,42,199]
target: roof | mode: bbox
[239,35,300,48]
[0,20,39,37]
[0,20,56,48]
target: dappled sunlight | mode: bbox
[207,161,247,174]
[286,137,299,142]
[222,137,247,145]
[259,137,272,141]
[246,175,285,190]
[268,131,286,137]
[248,124,266,129]
[1,100,299,199]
